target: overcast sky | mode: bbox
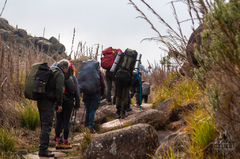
[1,0,194,67]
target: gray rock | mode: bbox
[100,109,167,131]
[17,29,27,38]
[154,132,189,158]
[83,123,159,159]
[154,98,173,116]
[0,29,12,40]
[0,18,14,31]
[36,39,53,52]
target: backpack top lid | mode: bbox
[102,47,115,55]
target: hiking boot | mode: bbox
[116,114,121,119]
[121,114,126,119]
[88,126,96,134]
[126,107,132,112]
[63,142,72,149]
[56,143,63,149]
[38,150,54,157]
[107,101,112,105]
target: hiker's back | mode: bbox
[24,62,55,100]
[114,48,138,86]
[77,60,100,94]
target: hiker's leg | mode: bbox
[83,94,91,127]
[37,99,54,152]
[106,70,113,103]
[63,104,74,140]
[55,108,64,138]
[115,84,123,115]
[123,86,131,114]
[88,94,100,128]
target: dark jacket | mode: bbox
[62,75,80,109]
[46,68,65,106]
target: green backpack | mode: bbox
[24,62,54,100]
[115,48,138,86]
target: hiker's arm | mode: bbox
[140,64,151,73]
[99,71,106,96]
[55,72,64,107]
[72,76,80,110]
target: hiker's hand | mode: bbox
[148,65,152,69]
[75,108,79,111]
[140,71,143,75]
[57,106,62,113]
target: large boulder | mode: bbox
[100,109,167,131]
[16,29,27,38]
[0,29,12,40]
[49,36,65,54]
[186,24,204,68]
[154,132,189,158]
[83,123,159,159]
[36,39,53,52]
[154,98,173,116]
[0,18,14,31]
[179,60,194,77]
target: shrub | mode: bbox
[80,127,93,150]
[0,125,16,153]
[16,99,40,130]
[152,72,201,108]
[184,108,218,158]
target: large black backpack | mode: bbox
[24,62,54,100]
[115,48,138,86]
[77,60,100,94]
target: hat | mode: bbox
[69,62,75,69]
[117,48,122,52]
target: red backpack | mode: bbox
[101,47,117,69]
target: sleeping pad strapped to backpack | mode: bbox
[115,48,138,86]
[24,62,54,100]
[77,60,100,94]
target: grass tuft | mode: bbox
[16,99,40,130]
[0,125,16,154]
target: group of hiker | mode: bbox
[24,47,151,157]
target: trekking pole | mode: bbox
[69,108,76,132]
[140,75,142,110]
[72,109,76,137]
[81,107,86,124]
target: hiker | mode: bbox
[37,59,69,157]
[141,81,150,103]
[112,48,139,118]
[128,63,151,109]
[55,62,80,150]
[101,47,122,105]
[77,60,105,133]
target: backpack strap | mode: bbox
[132,69,140,84]
[50,66,64,74]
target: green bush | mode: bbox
[152,72,201,108]
[16,99,40,130]
[185,108,218,158]
[0,126,16,153]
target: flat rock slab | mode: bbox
[23,150,66,159]
[140,103,152,109]
[100,109,167,132]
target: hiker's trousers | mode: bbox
[37,98,54,152]
[105,70,114,103]
[55,101,74,140]
[116,85,131,115]
[83,93,100,128]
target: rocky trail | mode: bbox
[23,100,182,159]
